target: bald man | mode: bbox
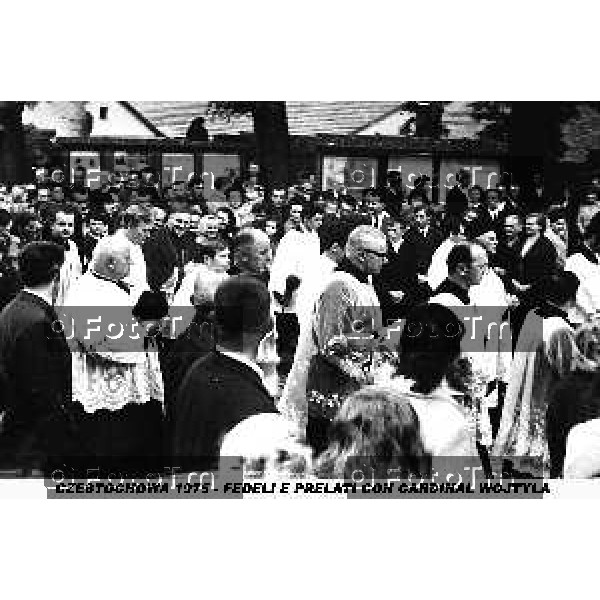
[231,228,278,394]
[163,268,228,430]
[429,242,505,453]
[231,228,273,283]
[280,225,386,451]
[63,236,165,455]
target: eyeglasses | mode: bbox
[364,248,388,259]
[472,262,489,272]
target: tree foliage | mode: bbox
[398,101,450,138]
[560,103,600,164]
[467,101,512,142]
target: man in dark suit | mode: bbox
[0,242,81,472]
[444,168,470,217]
[172,276,279,470]
[162,269,220,434]
[403,199,444,277]
[472,187,511,238]
[374,216,431,323]
[494,213,524,295]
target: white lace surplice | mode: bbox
[63,271,164,414]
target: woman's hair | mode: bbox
[575,319,600,362]
[314,385,431,479]
[396,303,465,394]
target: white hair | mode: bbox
[346,225,386,258]
[89,234,131,273]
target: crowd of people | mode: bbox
[2,166,600,481]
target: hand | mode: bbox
[493,267,506,277]
[389,290,405,302]
[274,291,292,308]
[512,280,531,294]
[417,274,429,284]
[506,295,520,308]
[285,275,301,295]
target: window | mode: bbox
[99,106,108,120]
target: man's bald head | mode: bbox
[447,242,488,288]
[345,225,388,276]
[193,269,228,308]
[233,228,273,280]
[90,235,131,281]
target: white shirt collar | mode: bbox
[521,235,539,257]
[216,347,265,382]
[22,287,54,306]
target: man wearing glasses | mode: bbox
[279,225,386,452]
[430,242,488,307]
[430,242,508,451]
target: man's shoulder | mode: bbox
[183,352,261,387]
[177,353,271,412]
[0,293,52,339]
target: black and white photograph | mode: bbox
[1,3,597,597]
[3,98,600,491]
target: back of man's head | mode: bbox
[214,275,272,350]
[346,225,386,257]
[233,228,271,274]
[19,241,65,288]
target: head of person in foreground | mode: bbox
[314,385,432,479]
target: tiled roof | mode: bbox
[127,101,404,137]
